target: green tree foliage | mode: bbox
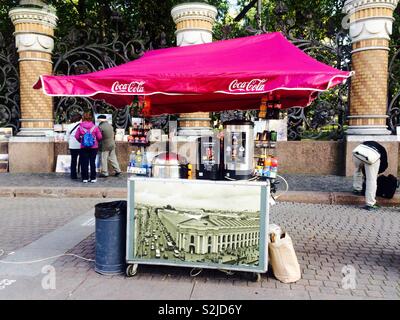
[229,0,348,40]
[1,0,229,48]
[1,1,400,56]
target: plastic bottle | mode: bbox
[129,151,136,167]
[187,164,193,179]
[264,155,272,177]
[135,150,142,168]
[270,157,278,178]
[141,150,149,176]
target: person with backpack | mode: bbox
[66,113,82,180]
[352,141,388,211]
[75,112,102,183]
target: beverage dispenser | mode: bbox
[196,135,221,180]
[223,120,254,180]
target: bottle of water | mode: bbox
[129,151,136,168]
[142,151,150,177]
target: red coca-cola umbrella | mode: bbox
[33,32,352,116]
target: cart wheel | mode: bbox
[252,273,262,283]
[126,264,138,277]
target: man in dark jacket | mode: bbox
[97,115,122,177]
[352,141,388,211]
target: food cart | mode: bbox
[34,32,352,280]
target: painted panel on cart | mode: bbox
[131,179,264,269]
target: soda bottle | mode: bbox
[264,155,272,177]
[135,150,142,168]
[270,157,278,178]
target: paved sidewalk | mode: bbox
[0,198,399,300]
[2,173,400,206]
[0,173,353,192]
[0,198,100,252]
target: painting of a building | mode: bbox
[158,208,260,255]
[130,179,266,268]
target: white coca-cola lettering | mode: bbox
[228,79,267,92]
[111,81,145,93]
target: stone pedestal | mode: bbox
[345,135,399,177]
[171,2,217,137]
[9,137,55,173]
[9,3,58,136]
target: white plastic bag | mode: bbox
[269,232,301,283]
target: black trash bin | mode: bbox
[94,200,127,275]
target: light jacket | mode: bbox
[66,121,81,149]
[75,121,102,149]
[98,121,116,152]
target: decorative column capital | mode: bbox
[171,2,218,24]
[9,7,58,29]
[343,0,399,50]
[171,2,217,47]
[343,0,399,13]
[9,6,58,58]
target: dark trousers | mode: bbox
[70,149,81,179]
[80,148,98,181]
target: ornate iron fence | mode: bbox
[0,32,20,133]
[388,46,400,133]
[53,23,169,130]
[284,31,351,141]
[219,1,352,141]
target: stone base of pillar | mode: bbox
[178,129,214,137]
[178,112,213,137]
[345,135,399,177]
[346,126,392,136]
[8,136,55,173]
[17,128,54,137]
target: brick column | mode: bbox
[171,2,217,137]
[343,0,400,177]
[343,0,398,135]
[9,2,58,135]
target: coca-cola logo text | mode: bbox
[228,79,267,92]
[111,81,145,93]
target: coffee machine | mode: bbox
[196,135,222,180]
[223,120,254,180]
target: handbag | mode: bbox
[352,144,380,165]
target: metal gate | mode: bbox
[0,32,20,133]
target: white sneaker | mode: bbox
[90,179,97,183]
[83,180,88,183]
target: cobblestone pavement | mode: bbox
[0,173,353,192]
[1,199,399,300]
[56,202,400,300]
[0,198,101,252]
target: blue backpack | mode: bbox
[82,126,96,148]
